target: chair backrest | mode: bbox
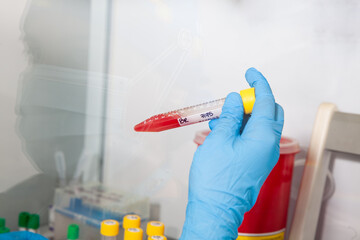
[288,103,360,240]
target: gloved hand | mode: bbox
[0,232,47,240]
[180,68,284,240]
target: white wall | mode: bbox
[103,0,360,239]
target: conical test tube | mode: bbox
[134,88,255,132]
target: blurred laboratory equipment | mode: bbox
[55,151,67,188]
[53,184,149,240]
[134,88,254,132]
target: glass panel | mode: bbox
[0,0,110,230]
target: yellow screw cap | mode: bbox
[123,214,141,229]
[148,235,167,240]
[239,87,255,115]
[124,228,143,240]
[146,221,165,236]
[100,220,119,237]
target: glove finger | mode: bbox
[274,103,285,136]
[208,118,220,130]
[211,92,244,138]
[275,103,284,123]
[245,68,276,120]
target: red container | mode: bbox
[194,131,300,240]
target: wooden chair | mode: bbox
[289,103,360,239]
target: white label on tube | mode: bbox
[178,108,222,126]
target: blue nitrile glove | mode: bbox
[0,232,48,240]
[180,68,284,240]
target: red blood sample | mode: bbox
[134,112,181,132]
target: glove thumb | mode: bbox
[210,92,244,138]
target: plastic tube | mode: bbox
[146,221,165,237]
[67,224,79,240]
[100,220,119,240]
[27,214,40,233]
[124,228,143,240]
[18,212,30,231]
[122,215,141,229]
[134,88,255,132]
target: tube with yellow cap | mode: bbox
[122,215,141,229]
[100,220,119,240]
[146,221,165,237]
[134,88,255,132]
[148,236,167,240]
[124,228,143,240]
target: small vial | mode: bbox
[100,220,119,240]
[0,218,10,234]
[0,218,5,230]
[122,215,141,229]
[67,224,79,240]
[27,214,40,233]
[124,228,143,240]
[146,221,165,237]
[148,235,167,240]
[18,212,30,231]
